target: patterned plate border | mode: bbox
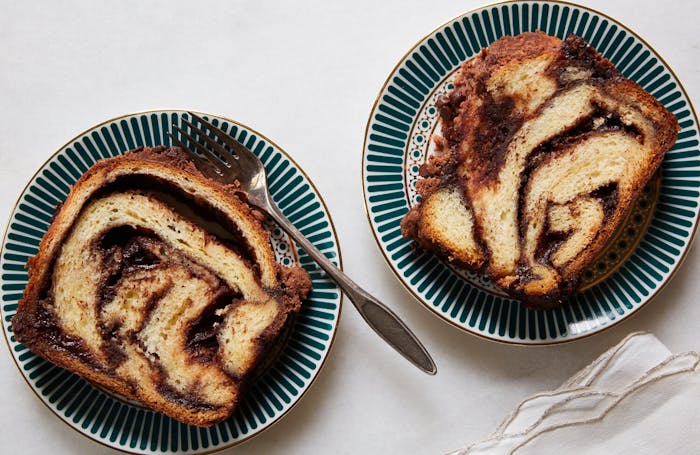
[362,0,700,344]
[0,110,343,454]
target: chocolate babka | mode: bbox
[12,146,311,426]
[401,32,678,308]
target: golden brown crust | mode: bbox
[12,146,311,426]
[401,32,679,308]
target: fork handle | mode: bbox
[265,203,437,375]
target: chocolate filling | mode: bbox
[90,224,250,398]
[185,292,239,363]
[557,35,619,81]
[513,102,629,275]
[96,227,163,309]
[157,377,222,412]
[517,106,639,240]
[469,92,525,186]
[590,183,620,219]
[534,221,570,267]
[243,310,296,386]
[12,295,105,371]
[529,184,619,270]
[93,173,260,277]
[32,170,262,305]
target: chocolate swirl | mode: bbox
[13,147,310,426]
[401,33,678,307]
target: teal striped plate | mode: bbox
[362,1,700,344]
[0,111,342,453]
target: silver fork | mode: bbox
[169,112,436,375]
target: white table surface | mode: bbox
[1,1,698,454]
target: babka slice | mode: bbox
[12,146,311,426]
[401,32,679,308]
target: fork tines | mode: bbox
[167,111,268,193]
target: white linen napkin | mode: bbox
[449,332,700,454]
